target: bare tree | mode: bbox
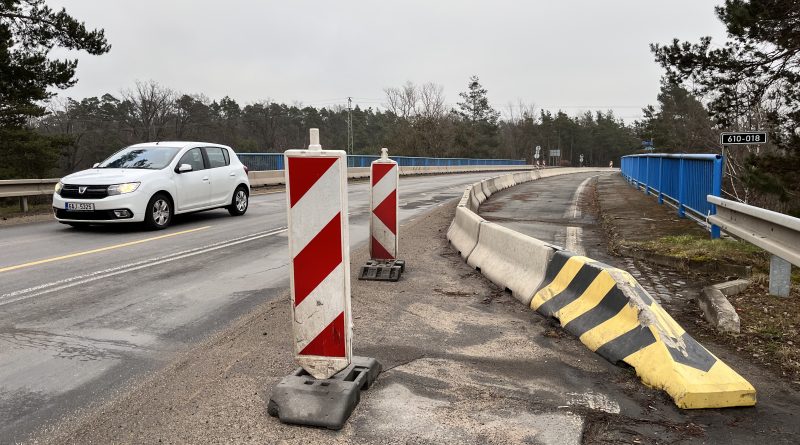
[121,80,177,140]
[418,82,446,120]
[384,81,418,119]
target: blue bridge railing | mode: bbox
[620,153,724,239]
[237,153,526,171]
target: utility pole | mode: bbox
[347,97,353,155]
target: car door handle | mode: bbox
[229,172,236,177]
[202,176,209,181]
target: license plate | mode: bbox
[65,202,94,211]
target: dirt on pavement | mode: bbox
[29,197,800,444]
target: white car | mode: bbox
[53,142,251,229]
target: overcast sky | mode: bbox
[48,0,728,122]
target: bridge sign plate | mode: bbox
[720,132,767,145]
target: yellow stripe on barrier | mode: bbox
[530,255,587,311]
[532,250,757,409]
[580,304,641,352]
[554,270,617,326]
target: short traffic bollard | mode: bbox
[359,147,405,281]
[268,128,381,430]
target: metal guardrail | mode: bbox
[0,160,533,211]
[621,153,723,238]
[0,179,60,211]
[707,195,799,297]
[237,153,526,171]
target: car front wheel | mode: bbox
[144,193,172,230]
[228,186,248,216]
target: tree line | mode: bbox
[2,0,797,215]
[14,76,639,178]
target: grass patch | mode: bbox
[630,234,769,269]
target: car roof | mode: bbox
[128,142,232,150]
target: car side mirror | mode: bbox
[176,163,193,173]
[93,163,100,168]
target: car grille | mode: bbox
[60,184,109,199]
[54,208,132,220]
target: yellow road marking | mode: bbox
[0,226,211,273]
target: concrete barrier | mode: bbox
[466,222,556,305]
[468,187,481,212]
[248,170,284,186]
[458,187,471,208]
[473,182,487,204]
[497,175,512,190]
[480,180,492,200]
[444,167,757,409]
[447,206,485,260]
[487,176,500,195]
[531,251,756,409]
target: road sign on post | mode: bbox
[359,148,405,281]
[284,128,352,379]
[720,132,767,145]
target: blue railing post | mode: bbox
[657,157,664,204]
[644,156,650,195]
[710,155,723,239]
[677,157,686,218]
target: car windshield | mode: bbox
[97,146,181,169]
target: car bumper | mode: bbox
[52,192,148,223]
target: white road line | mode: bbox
[563,175,598,220]
[562,175,599,255]
[565,226,585,256]
[0,227,287,307]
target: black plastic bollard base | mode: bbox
[358,259,405,281]
[267,356,382,430]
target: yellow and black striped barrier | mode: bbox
[532,251,756,409]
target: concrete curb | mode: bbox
[697,287,741,333]
[444,167,757,409]
[697,280,748,333]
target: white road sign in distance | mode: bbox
[720,132,767,145]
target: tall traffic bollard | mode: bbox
[359,148,405,281]
[268,128,382,430]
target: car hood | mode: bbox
[61,168,163,185]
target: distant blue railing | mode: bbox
[237,153,526,171]
[620,153,724,239]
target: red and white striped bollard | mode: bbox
[370,148,399,260]
[284,128,351,379]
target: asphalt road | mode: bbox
[0,172,500,443]
[479,171,612,258]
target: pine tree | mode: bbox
[0,0,110,178]
[454,76,500,154]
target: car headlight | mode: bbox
[107,182,141,195]
[54,181,63,195]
